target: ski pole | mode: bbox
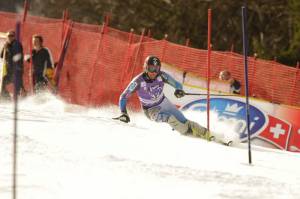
[184,92,237,97]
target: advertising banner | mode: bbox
[162,63,300,152]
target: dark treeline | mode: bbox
[1,0,300,67]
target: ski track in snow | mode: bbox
[0,92,300,199]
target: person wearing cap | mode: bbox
[219,70,241,94]
[115,55,211,139]
[0,30,24,98]
[25,34,55,92]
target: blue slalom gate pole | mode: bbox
[242,6,252,165]
[12,21,21,199]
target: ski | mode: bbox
[209,136,233,146]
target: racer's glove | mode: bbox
[174,89,185,98]
[114,113,130,123]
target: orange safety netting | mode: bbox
[0,11,299,108]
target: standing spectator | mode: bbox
[26,34,54,92]
[219,70,241,94]
[0,30,24,99]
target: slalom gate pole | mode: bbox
[12,21,21,199]
[242,6,252,165]
[22,0,29,23]
[54,21,73,88]
[28,35,34,94]
[206,8,212,138]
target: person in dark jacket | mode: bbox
[25,34,54,92]
[0,30,24,99]
[219,70,241,94]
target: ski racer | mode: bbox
[115,55,211,139]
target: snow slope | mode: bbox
[0,92,300,199]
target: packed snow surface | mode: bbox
[0,92,299,199]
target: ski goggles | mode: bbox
[146,65,160,73]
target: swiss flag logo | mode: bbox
[258,115,291,150]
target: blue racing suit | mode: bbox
[119,71,187,124]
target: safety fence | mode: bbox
[0,11,299,108]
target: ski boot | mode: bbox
[187,121,214,141]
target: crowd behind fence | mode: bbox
[0,11,299,108]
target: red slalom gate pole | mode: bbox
[22,0,29,23]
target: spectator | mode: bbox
[25,34,55,92]
[219,70,241,94]
[0,30,25,99]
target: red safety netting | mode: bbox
[0,11,299,108]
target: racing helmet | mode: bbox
[143,55,161,73]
